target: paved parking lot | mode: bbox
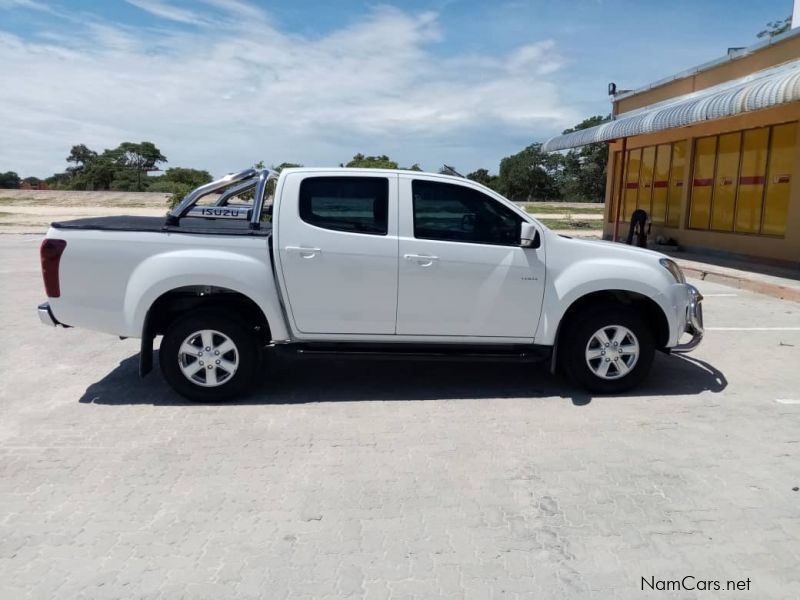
[1,233,799,599]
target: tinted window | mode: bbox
[412,180,522,245]
[299,177,389,235]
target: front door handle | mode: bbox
[404,253,439,267]
[286,246,322,259]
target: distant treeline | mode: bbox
[2,115,608,203]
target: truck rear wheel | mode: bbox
[159,310,259,401]
[560,307,654,394]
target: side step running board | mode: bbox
[276,344,551,363]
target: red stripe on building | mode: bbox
[693,178,714,187]
[625,183,639,189]
[739,175,765,185]
[653,181,668,188]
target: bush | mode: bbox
[165,183,193,209]
[149,168,212,208]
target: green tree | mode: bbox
[558,115,609,203]
[496,143,562,201]
[65,144,97,174]
[159,167,213,188]
[113,141,167,191]
[406,163,423,171]
[58,141,167,191]
[758,16,791,38]
[345,154,399,169]
[466,168,498,190]
[78,152,118,191]
[0,171,21,188]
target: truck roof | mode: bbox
[278,167,470,183]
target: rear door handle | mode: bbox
[404,253,439,267]
[285,246,322,258]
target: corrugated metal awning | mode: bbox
[542,59,800,152]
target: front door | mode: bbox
[396,176,545,339]
[276,173,399,335]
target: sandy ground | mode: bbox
[0,190,170,233]
[0,189,170,207]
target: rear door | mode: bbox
[275,172,399,335]
[396,175,545,339]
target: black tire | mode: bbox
[560,306,655,394]
[159,310,260,401]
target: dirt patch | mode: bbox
[0,190,168,234]
[0,189,170,208]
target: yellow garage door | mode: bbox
[609,150,622,223]
[651,144,671,224]
[689,136,717,229]
[735,127,769,234]
[710,132,741,232]
[624,148,641,222]
[762,122,796,236]
[638,145,656,216]
[666,141,686,228]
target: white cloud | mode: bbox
[0,0,54,12]
[0,0,41,7]
[124,0,208,25]
[0,2,580,177]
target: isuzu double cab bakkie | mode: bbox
[38,167,703,400]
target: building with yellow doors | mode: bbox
[543,28,800,267]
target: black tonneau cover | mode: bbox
[51,215,272,237]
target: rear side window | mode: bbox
[299,177,389,235]
[412,179,522,245]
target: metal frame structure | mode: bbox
[165,168,278,229]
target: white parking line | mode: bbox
[702,293,738,297]
[775,399,800,404]
[706,327,800,331]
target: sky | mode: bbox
[0,0,793,178]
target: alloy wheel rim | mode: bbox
[585,325,639,380]
[177,329,239,387]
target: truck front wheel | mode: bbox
[159,310,259,401]
[560,307,655,394]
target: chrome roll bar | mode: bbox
[214,178,258,206]
[252,170,271,228]
[165,168,278,229]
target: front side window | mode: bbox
[299,177,389,235]
[412,180,522,245]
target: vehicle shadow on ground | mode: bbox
[79,350,727,407]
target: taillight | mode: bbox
[40,239,67,298]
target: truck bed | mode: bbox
[51,215,272,237]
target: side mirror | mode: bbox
[520,222,540,248]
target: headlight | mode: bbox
[659,258,685,284]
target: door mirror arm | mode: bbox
[520,223,540,248]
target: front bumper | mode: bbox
[672,285,704,353]
[38,302,61,327]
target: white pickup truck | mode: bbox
[38,167,703,400]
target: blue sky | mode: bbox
[0,0,792,177]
